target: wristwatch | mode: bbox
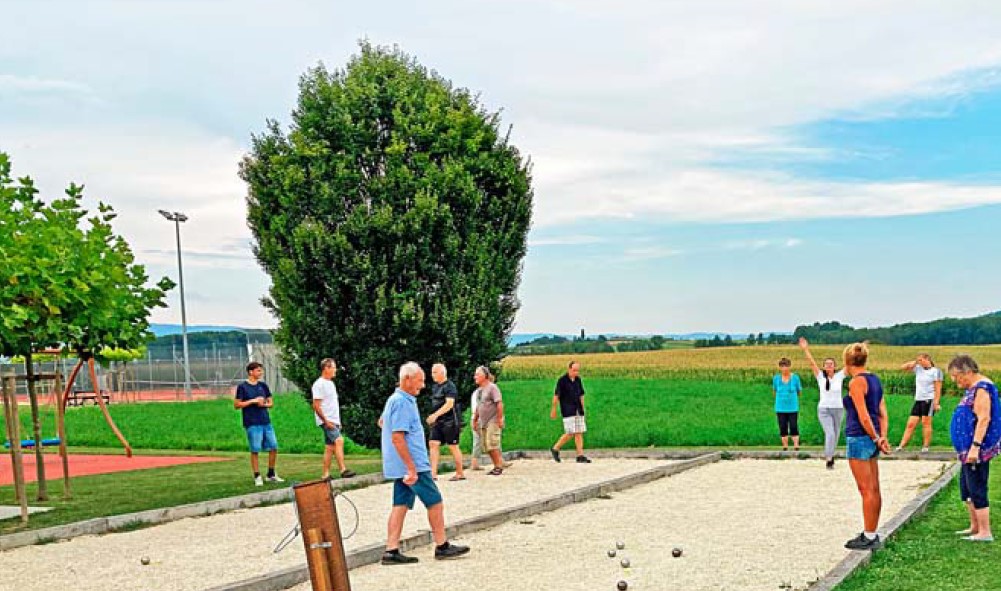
[972,441,983,447]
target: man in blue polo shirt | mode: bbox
[234,361,283,486]
[380,362,470,565]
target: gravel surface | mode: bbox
[298,459,949,591]
[0,458,673,591]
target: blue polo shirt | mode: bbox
[772,373,802,413]
[380,388,431,479]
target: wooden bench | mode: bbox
[67,390,111,407]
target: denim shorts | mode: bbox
[846,435,878,460]
[392,471,443,509]
[321,425,342,445]
[245,424,278,453]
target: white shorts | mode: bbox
[562,415,587,434]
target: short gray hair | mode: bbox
[432,363,447,377]
[948,355,980,374]
[399,362,423,382]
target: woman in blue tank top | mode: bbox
[948,355,1001,542]
[842,342,891,551]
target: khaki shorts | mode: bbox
[478,422,502,452]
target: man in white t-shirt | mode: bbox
[312,358,356,479]
[896,354,944,453]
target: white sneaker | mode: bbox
[254,475,264,486]
[920,447,930,453]
[267,474,285,483]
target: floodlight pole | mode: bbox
[160,210,193,401]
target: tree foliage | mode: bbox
[241,43,533,446]
[794,314,1001,346]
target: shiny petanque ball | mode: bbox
[607,549,617,558]
[672,547,683,558]
[616,580,629,591]
[620,557,631,568]
[140,556,151,565]
[616,541,626,550]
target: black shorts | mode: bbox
[777,412,799,437]
[960,461,991,509]
[429,420,460,445]
[910,400,933,417]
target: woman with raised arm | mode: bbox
[896,354,943,453]
[843,342,891,550]
[799,338,845,469]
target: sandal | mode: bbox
[488,468,503,476]
[449,475,467,481]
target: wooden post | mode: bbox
[294,480,351,591]
[2,371,29,523]
[304,528,333,591]
[86,357,132,457]
[53,372,71,499]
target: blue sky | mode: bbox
[3,1,1001,334]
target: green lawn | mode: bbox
[0,450,383,534]
[836,467,1001,590]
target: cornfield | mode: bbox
[500,344,1001,396]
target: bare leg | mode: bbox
[965,501,980,535]
[792,435,800,449]
[386,505,409,550]
[267,449,277,471]
[898,416,920,448]
[250,452,259,474]
[973,507,992,539]
[448,445,465,478]
[848,458,882,532]
[921,417,933,449]
[781,436,789,449]
[334,437,347,472]
[552,433,572,451]
[426,502,447,545]
[429,440,442,478]
[488,449,504,469]
[322,445,333,478]
[574,433,584,456]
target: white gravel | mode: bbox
[0,458,673,591]
[297,459,949,591]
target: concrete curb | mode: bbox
[0,472,384,552]
[203,452,720,591]
[807,461,960,591]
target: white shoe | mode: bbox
[920,447,930,453]
[267,474,284,483]
[254,475,264,486]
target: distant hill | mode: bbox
[794,311,1001,346]
[150,323,269,337]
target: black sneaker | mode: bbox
[341,469,357,479]
[826,460,835,470]
[550,448,561,463]
[844,533,881,550]
[576,455,592,463]
[381,550,419,565]
[434,542,470,560]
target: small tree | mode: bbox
[746,333,756,346]
[242,43,533,446]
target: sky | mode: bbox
[3,1,1001,334]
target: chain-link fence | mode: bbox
[4,343,298,404]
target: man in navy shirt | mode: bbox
[234,361,283,486]
[549,361,591,463]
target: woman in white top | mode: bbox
[896,354,943,453]
[799,338,846,469]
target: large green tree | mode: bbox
[0,152,171,499]
[241,43,533,446]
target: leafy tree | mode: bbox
[242,43,533,447]
[0,152,171,499]
[650,335,665,349]
[746,333,756,346]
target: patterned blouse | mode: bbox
[950,379,1001,463]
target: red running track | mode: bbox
[0,453,227,486]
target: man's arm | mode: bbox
[496,400,505,429]
[427,399,455,424]
[550,394,560,419]
[312,399,333,427]
[392,432,418,484]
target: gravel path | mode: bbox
[0,458,673,591]
[300,459,949,591]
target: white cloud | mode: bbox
[0,74,95,97]
[528,234,606,247]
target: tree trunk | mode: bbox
[1,370,29,522]
[25,351,47,501]
[54,371,71,499]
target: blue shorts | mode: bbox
[392,471,443,510]
[321,425,342,445]
[245,424,278,453]
[846,436,878,460]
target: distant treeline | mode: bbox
[794,313,1001,346]
[694,333,795,348]
[510,335,671,356]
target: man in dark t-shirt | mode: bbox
[549,361,591,464]
[426,363,466,481]
[234,361,282,486]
